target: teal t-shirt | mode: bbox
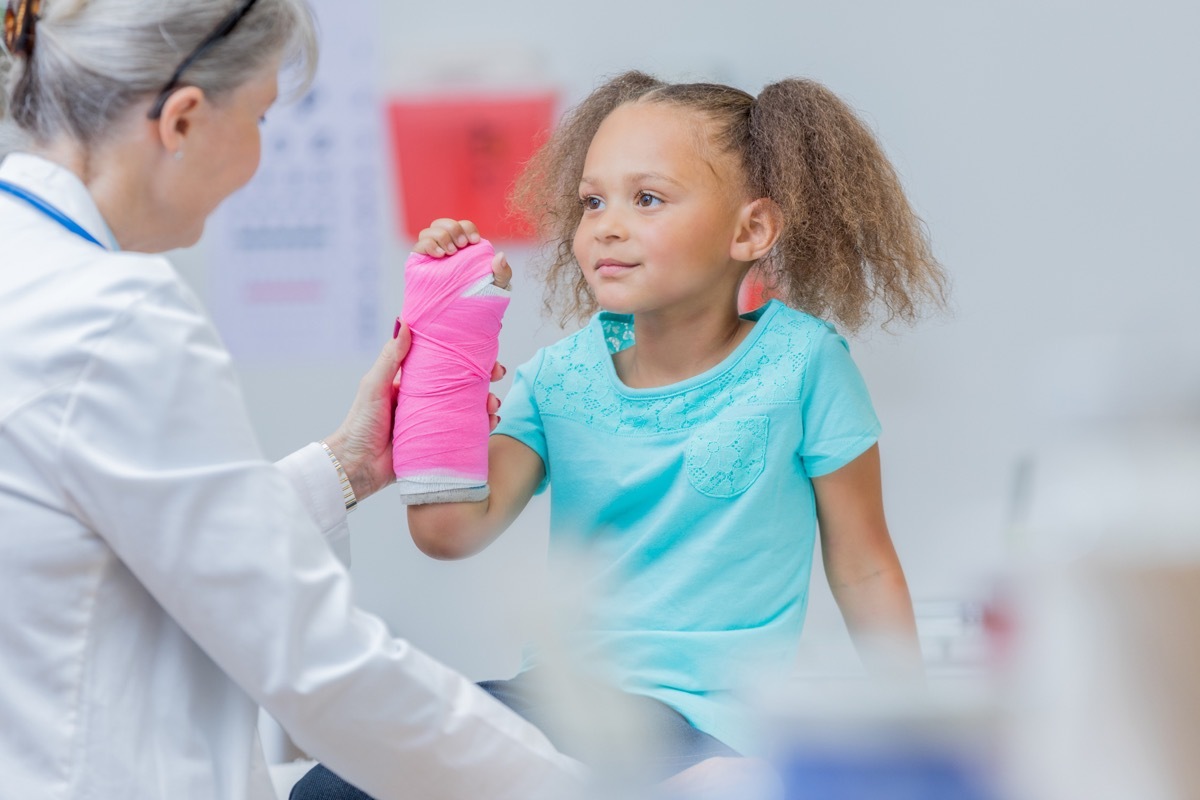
[493,300,880,754]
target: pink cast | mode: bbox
[392,240,508,495]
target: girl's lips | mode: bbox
[594,260,636,277]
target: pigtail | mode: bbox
[752,80,947,332]
[511,70,664,325]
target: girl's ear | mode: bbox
[730,197,782,263]
[153,86,206,160]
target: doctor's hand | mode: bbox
[322,324,509,504]
[322,324,413,503]
[413,217,512,289]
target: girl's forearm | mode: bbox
[831,566,925,683]
[405,435,545,561]
[406,498,501,560]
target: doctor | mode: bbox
[0,1,584,798]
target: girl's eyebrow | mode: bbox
[629,171,685,188]
[579,171,685,188]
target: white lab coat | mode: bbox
[0,153,584,800]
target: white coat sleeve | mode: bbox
[55,272,586,800]
[276,443,352,565]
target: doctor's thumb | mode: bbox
[389,322,412,390]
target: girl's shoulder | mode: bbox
[760,298,832,328]
[752,300,843,353]
[734,302,863,397]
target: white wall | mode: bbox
[178,0,1200,681]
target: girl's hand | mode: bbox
[412,218,511,289]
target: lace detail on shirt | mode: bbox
[601,316,637,354]
[685,416,769,497]
[534,307,821,434]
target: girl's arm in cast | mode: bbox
[403,218,542,560]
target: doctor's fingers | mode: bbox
[487,391,502,432]
[487,364,505,428]
[389,322,412,390]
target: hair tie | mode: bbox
[3,0,40,58]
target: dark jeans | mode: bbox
[289,670,737,799]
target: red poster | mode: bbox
[386,93,557,242]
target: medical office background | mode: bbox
[170,0,1199,793]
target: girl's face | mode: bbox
[573,101,750,319]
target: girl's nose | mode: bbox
[592,209,627,241]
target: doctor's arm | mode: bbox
[59,275,583,800]
[814,443,925,684]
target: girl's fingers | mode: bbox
[491,252,512,289]
[456,219,481,245]
[413,219,482,257]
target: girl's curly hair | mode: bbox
[511,70,947,333]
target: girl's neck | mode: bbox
[614,304,754,389]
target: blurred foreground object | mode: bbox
[753,421,1200,799]
[756,676,1002,800]
[1002,423,1200,800]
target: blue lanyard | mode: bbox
[0,179,106,248]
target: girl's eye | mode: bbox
[580,195,605,211]
[635,192,662,208]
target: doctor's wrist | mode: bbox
[318,439,359,513]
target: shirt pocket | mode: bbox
[684,415,769,498]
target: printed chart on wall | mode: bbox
[207,0,383,360]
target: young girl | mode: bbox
[297,68,946,798]
[425,67,943,755]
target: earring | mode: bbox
[174,150,183,161]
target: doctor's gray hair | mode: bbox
[0,0,317,156]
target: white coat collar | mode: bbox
[0,152,120,250]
